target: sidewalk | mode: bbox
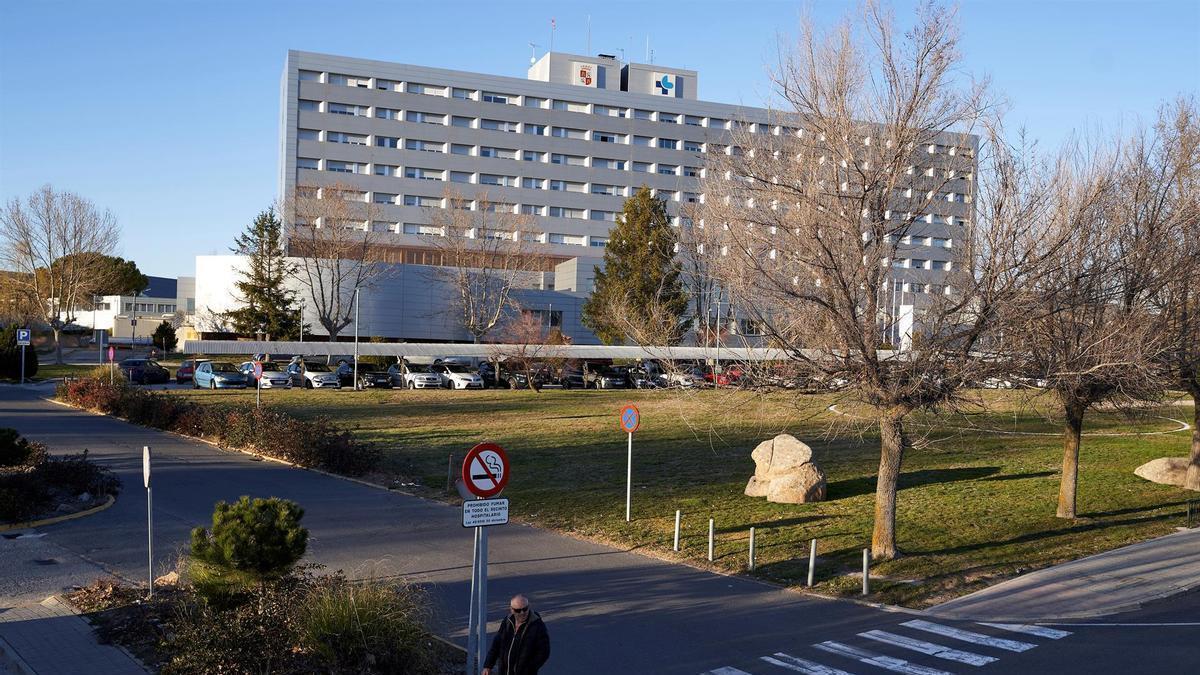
[0,597,145,675]
[928,526,1200,622]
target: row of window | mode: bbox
[123,302,177,313]
[308,217,611,248]
[890,258,953,271]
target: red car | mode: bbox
[703,365,746,387]
[175,358,204,384]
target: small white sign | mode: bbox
[462,498,509,528]
[16,329,31,346]
[142,446,152,488]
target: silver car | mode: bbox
[239,361,292,389]
[398,364,444,390]
[286,362,341,389]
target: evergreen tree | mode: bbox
[152,319,177,353]
[582,188,689,344]
[224,209,302,339]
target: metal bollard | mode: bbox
[708,518,715,562]
[862,548,870,595]
[446,453,454,493]
[807,538,817,587]
[673,510,681,551]
[748,527,756,571]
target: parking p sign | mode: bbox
[16,329,31,346]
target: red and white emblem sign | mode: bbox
[575,63,596,87]
[461,442,510,498]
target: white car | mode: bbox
[286,362,341,389]
[397,364,444,390]
[239,361,292,389]
[435,363,484,389]
[663,371,700,388]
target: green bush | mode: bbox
[35,450,121,498]
[152,320,177,353]
[0,325,38,380]
[0,428,47,467]
[190,496,308,599]
[0,433,118,523]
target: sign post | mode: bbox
[460,442,510,675]
[108,345,116,384]
[16,329,31,384]
[252,361,264,408]
[619,404,641,522]
[143,446,153,598]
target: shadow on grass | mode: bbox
[981,470,1057,482]
[826,466,1002,499]
[717,514,834,534]
[910,509,1185,557]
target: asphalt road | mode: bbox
[1,384,1195,674]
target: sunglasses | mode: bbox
[510,606,529,613]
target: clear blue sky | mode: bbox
[2,0,1197,278]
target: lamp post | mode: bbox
[299,301,304,343]
[353,288,360,390]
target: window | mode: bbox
[325,160,365,174]
[376,79,400,92]
[552,100,588,113]
[594,105,626,118]
[403,195,441,207]
[451,87,475,100]
[523,96,547,108]
[481,91,514,104]
[403,223,443,236]
[374,163,400,177]
[329,73,371,88]
[594,131,624,144]
[891,258,908,269]
[521,204,545,216]
[299,99,320,112]
[522,177,546,189]
[590,210,617,222]
[932,237,952,248]
[373,192,399,204]
[930,260,951,271]
[549,180,585,193]
[632,161,651,173]
[375,107,401,120]
[684,115,703,127]
[480,118,519,132]
[479,174,517,187]
[371,221,397,233]
[405,167,443,181]
[522,150,546,162]
[405,139,444,153]
[551,126,586,140]
[658,138,679,150]
[406,110,446,125]
[328,102,367,116]
[633,109,653,120]
[550,153,585,166]
[591,184,621,196]
[590,238,609,247]
[451,115,474,128]
[376,136,402,148]
[683,166,700,178]
[298,129,320,141]
[911,259,929,269]
[480,203,514,214]
[479,146,517,160]
[408,82,447,96]
[524,123,547,136]
[298,70,321,82]
[594,158,626,170]
[683,140,703,153]
[682,192,700,203]
[548,231,586,243]
[450,143,473,156]
[449,171,472,184]
[297,157,319,170]
[327,131,367,145]
[708,118,729,129]
[632,135,652,147]
[659,112,680,124]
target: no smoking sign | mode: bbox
[461,442,510,498]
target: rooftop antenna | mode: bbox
[587,15,592,55]
[645,35,649,62]
[618,47,625,62]
[550,17,556,53]
[528,42,538,65]
[650,48,655,64]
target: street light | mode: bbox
[352,288,360,390]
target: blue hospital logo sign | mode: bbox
[654,73,676,96]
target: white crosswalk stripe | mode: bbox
[813,641,954,675]
[860,629,998,666]
[703,668,754,675]
[976,622,1072,640]
[901,619,1037,652]
[761,652,857,674]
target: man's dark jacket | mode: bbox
[484,611,550,675]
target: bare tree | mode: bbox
[697,2,1068,559]
[429,189,542,343]
[487,308,567,392]
[0,185,121,363]
[283,182,381,341]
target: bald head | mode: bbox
[510,594,529,609]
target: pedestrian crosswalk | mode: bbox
[700,619,1072,675]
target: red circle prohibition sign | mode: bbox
[461,442,510,498]
[619,404,641,434]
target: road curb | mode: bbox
[0,495,116,533]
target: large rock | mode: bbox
[1134,457,1195,489]
[745,434,827,503]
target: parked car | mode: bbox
[391,363,443,390]
[557,366,585,389]
[238,361,292,389]
[119,358,171,385]
[335,362,356,387]
[586,366,631,389]
[356,368,393,389]
[175,358,203,384]
[630,367,667,389]
[435,363,484,389]
[193,361,249,389]
[661,369,701,388]
[286,361,341,389]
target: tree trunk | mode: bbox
[872,414,907,560]
[1057,403,1085,518]
[52,327,63,365]
[1186,387,1200,491]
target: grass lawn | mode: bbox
[160,385,1196,608]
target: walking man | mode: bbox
[482,594,550,675]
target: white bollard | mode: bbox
[807,538,817,587]
[673,510,681,552]
[748,527,756,571]
[708,518,715,562]
[862,548,870,595]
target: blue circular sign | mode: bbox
[619,404,640,434]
